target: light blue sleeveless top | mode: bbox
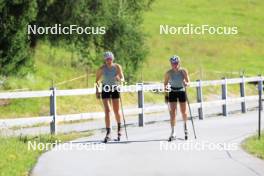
[102,64,118,86]
[168,69,184,90]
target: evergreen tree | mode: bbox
[0,0,37,76]
[0,0,154,82]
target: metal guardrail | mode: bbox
[0,76,262,99]
[0,76,263,134]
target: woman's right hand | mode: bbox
[164,91,169,103]
[96,92,101,99]
[165,95,169,103]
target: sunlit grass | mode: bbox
[0,131,92,176]
[242,132,264,160]
[0,0,263,118]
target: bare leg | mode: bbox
[103,98,111,142]
[180,102,188,122]
[112,98,122,139]
[103,99,111,128]
[112,98,121,123]
[169,102,177,138]
[180,101,188,140]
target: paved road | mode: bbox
[31,111,264,176]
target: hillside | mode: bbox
[0,0,263,118]
[142,0,264,81]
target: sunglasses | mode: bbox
[171,62,179,65]
[105,57,113,61]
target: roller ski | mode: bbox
[115,123,122,141]
[184,123,188,140]
[103,128,111,143]
[168,135,176,142]
[184,129,188,140]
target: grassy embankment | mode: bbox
[0,131,92,176]
[242,132,264,160]
[0,0,264,119]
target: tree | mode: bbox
[102,0,153,82]
[0,0,154,82]
[0,0,37,76]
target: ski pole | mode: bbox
[185,87,197,139]
[165,94,171,120]
[119,94,128,140]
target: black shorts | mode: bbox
[168,88,187,103]
[101,85,120,99]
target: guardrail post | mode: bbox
[222,77,228,116]
[258,75,263,140]
[50,87,57,134]
[240,75,247,113]
[258,75,263,111]
[196,80,204,120]
[137,83,144,127]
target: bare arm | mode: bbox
[116,64,125,83]
[164,71,170,94]
[182,69,190,86]
[95,67,103,94]
[164,71,170,103]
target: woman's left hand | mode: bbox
[183,81,189,87]
[115,75,121,82]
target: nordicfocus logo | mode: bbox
[160,140,238,151]
[94,83,172,93]
[27,140,106,151]
[160,24,238,35]
[28,24,106,35]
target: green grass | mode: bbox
[9,118,96,130]
[0,0,264,118]
[242,132,264,160]
[0,138,40,176]
[0,131,92,176]
[141,0,264,81]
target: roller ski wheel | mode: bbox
[103,136,111,143]
[117,133,122,141]
[168,136,176,142]
[184,130,188,140]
